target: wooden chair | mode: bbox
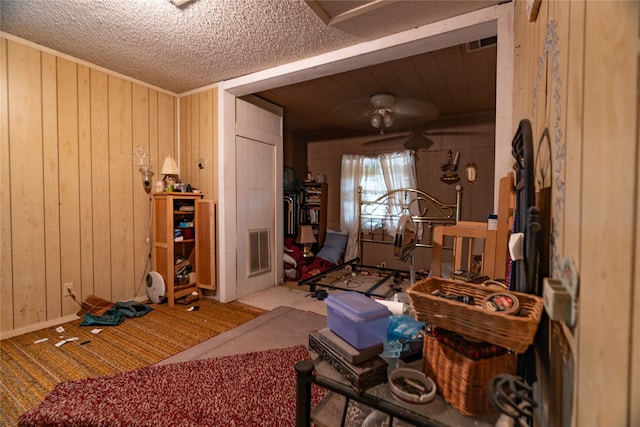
[431,173,514,281]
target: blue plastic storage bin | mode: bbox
[325,292,391,350]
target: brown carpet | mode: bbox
[17,345,326,427]
[1,299,266,426]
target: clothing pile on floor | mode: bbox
[75,295,153,326]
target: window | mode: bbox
[359,156,388,230]
[340,150,417,260]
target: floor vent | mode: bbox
[248,229,271,276]
[466,35,497,52]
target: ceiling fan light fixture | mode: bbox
[383,111,394,128]
[370,112,382,128]
[369,93,396,134]
[370,93,396,109]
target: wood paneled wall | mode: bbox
[512,1,638,425]
[0,38,177,336]
[178,89,219,296]
[178,89,218,201]
[179,87,218,296]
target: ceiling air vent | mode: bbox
[466,36,498,52]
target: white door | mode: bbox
[236,136,276,297]
[235,97,282,299]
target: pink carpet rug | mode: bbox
[18,345,325,426]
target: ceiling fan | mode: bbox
[329,92,440,135]
[367,93,440,135]
[363,106,493,150]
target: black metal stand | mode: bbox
[295,360,448,427]
[295,361,314,427]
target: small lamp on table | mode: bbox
[296,225,317,258]
[161,156,180,191]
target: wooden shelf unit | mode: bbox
[299,182,328,249]
[152,193,216,307]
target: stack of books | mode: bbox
[304,189,322,205]
[309,328,388,392]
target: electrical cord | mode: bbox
[133,196,154,298]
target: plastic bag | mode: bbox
[387,315,425,341]
[382,315,426,358]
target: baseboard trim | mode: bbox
[0,314,80,340]
[1,295,151,340]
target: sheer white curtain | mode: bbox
[340,155,365,261]
[379,150,422,239]
[340,150,419,261]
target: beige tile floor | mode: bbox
[237,283,328,316]
[237,282,413,318]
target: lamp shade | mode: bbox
[161,156,179,175]
[295,225,316,244]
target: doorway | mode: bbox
[217,4,512,302]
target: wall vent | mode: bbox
[247,229,271,277]
[466,36,497,52]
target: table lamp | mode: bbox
[161,156,180,191]
[296,225,317,258]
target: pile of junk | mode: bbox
[69,291,153,327]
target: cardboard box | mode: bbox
[325,292,391,350]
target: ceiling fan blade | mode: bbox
[329,97,374,128]
[403,134,435,150]
[363,131,412,145]
[363,129,436,151]
[394,99,439,121]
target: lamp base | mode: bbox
[164,175,178,191]
[302,244,314,258]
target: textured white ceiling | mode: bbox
[0,0,499,94]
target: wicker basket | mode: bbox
[407,277,543,353]
[423,333,516,416]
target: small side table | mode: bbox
[295,357,499,427]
